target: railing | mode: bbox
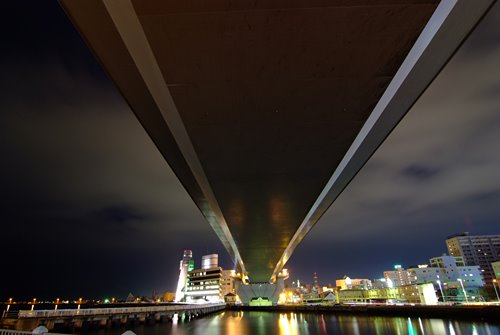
[0,330,68,335]
[0,330,32,335]
[2,311,19,319]
[17,303,225,319]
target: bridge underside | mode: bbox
[60,0,494,282]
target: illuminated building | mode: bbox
[320,291,336,304]
[372,278,390,289]
[201,254,218,269]
[336,276,372,290]
[384,265,413,287]
[408,254,484,302]
[185,254,235,303]
[162,292,175,302]
[301,291,336,305]
[409,255,483,287]
[446,232,500,285]
[175,250,194,302]
[235,268,289,305]
[224,292,238,305]
[430,254,464,267]
[337,283,437,305]
[221,269,236,297]
[185,267,223,303]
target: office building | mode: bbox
[446,232,500,285]
[184,254,235,303]
[185,266,223,303]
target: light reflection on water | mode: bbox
[81,311,500,335]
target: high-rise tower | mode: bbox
[175,250,194,302]
[446,232,500,285]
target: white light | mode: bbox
[185,290,219,296]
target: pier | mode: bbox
[1,303,225,332]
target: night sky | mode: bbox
[1,2,500,301]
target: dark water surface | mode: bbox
[81,311,500,335]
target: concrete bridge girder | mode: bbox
[59,0,496,281]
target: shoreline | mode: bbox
[227,304,500,322]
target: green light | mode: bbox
[407,318,415,335]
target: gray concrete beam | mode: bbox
[101,0,247,276]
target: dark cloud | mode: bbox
[90,205,152,227]
[0,3,232,299]
[401,164,440,180]
[465,190,500,203]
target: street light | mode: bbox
[436,280,446,303]
[457,279,469,303]
[493,279,500,302]
[31,298,36,312]
[77,298,82,311]
[5,298,13,316]
[54,298,60,311]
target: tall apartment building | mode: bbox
[446,232,500,285]
[384,265,413,287]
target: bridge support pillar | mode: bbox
[15,318,39,331]
[44,320,55,331]
[98,319,108,328]
[235,277,285,305]
[72,319,83,331]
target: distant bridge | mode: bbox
[60,0,496,282]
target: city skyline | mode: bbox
[0,238,493,302]
[1,1,500,301]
